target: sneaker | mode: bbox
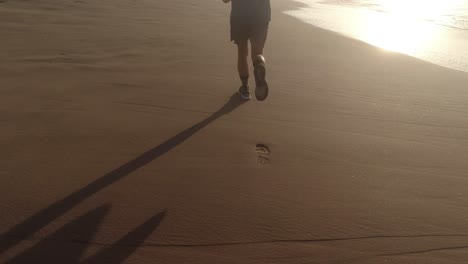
[254,56,269,101]
[238,85,251,100]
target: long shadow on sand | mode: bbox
[6,205,166,264]
[0,93,246,257]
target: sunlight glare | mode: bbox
[359,12,436,54]
[357,0,464,54]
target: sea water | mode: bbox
[285,0,468,73]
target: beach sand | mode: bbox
[2,0,468,263]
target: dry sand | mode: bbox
[2,0,468,263]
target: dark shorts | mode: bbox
[230,20,269,45]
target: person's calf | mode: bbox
[253,55,268,101]
[238,57,249,80]
[237,45,249,80]
[253,55,266,87]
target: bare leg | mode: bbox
[236,40,251,99]
[250,43,265,64]
[250,23,269,101]
[250,23,268,64]
[237,40,249,83]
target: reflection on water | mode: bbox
[355,10,439,54]
[285,0,468,72]
[361,0,463,54]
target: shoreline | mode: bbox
[283,0,468,73]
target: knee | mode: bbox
[239,49,248,59]
[251,46,258,55]
[251,51,263,64]
[237,44,249,58]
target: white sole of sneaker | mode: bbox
[254,64,268,101]
[238,91,251,100]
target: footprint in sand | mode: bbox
[255,144,271,165]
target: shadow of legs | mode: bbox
[6,207,166,264]
[6,205,111,264]
[0,93,245,254]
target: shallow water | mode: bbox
[285,0,468,73]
